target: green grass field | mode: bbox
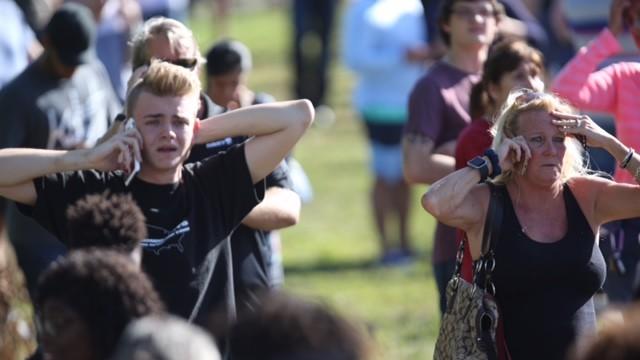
[191,6,439,359]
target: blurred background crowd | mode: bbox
[1,0,640,359]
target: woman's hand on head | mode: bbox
[497,135,531,174]
[551,111,614,149]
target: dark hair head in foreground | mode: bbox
[570,304,640,360]
[112,314,220,360]
[213,290,375,360]
[66,191,147,254]
[35,249,164,360]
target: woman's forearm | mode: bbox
[422,165,483,221]
[605,138,640,184]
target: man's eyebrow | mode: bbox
[142,114,163,119]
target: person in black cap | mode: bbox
[41,2,96,72]
[0,2,121,298]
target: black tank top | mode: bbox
[492,184,606,360]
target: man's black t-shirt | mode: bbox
[187,92,291,310]
[18,143,264,322]
[190,135,292,308]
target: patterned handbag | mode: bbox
[434,183,504,360]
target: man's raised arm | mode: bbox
[196,99,314,183]
[0,131,141,205]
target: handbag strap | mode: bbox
[475,182,504,291]
[481,182,504,257]
[452,182,505,280]
[479,182,504,360]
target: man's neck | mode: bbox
[137,166,182,185]
[444,43,488,74]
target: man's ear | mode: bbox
[192,118,201,144]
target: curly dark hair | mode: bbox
[66,191,147,253]
[35,249,164,359]
[214,291,374,360]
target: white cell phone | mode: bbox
[124,117,140,186]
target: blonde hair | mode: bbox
[130,17,205,70]
[490,89,588,184]
[125,60,201,117]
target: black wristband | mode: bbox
[621,148,635,169]
[484,149,502,178]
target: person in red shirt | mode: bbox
[454,38,545,280]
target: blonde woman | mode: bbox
[423,89,640,359]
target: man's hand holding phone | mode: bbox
[124,118,141,186]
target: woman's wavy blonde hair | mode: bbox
[490,89,588,184]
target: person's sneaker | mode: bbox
[379,249,413,267]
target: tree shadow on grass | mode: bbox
[284,250,431,275]
[284,258,378,275]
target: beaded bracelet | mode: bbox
[621,148,635,169]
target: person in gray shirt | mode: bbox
[0,3,121,296]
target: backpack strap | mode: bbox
[188,229,238,324]
[188,236,227,323]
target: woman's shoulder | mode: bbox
[568,174,614,189]
[566,175,613,207]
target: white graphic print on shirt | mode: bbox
[141,220,190,255]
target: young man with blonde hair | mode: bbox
[129,17,302,310]
[0,61,314,324]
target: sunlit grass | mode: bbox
[191,5,439,358]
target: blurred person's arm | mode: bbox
[551,0,626,113]
[27,40,43,61]
[119,0,142,31]
[499,0,548,45]
[403,135,456,185]
[549,0,573,43]
[96,114,126,145]
[0,130,142,206]
[241,187,301,230]
[402,78,456,185]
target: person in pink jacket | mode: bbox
[552,0,640,303]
